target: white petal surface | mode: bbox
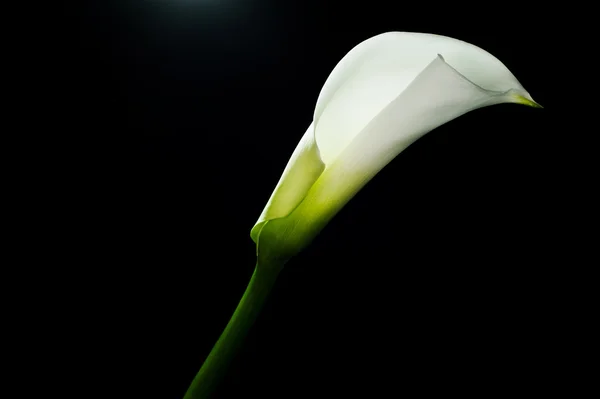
[314,32,528,165]
[303,55,513,219]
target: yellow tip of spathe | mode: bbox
[513,93,543,109]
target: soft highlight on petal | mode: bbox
[304,55,514,220]
[313,32,528,166]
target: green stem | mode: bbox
[183,263,280,399]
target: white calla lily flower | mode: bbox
[184,32,541,399]
[252,32,541,265]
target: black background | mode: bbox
[63,1,576,398]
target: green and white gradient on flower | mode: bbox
[183,32,541,399]
[252,32,541,267]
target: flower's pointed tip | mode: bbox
[512,92,543,109]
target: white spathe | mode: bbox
[251,32,539,257]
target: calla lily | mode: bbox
[183,32,541,399]
[253,31,541,267]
